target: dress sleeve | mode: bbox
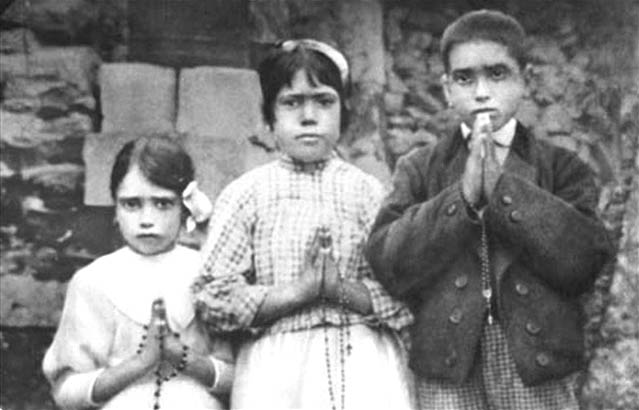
[42,271,114,409]
[358,176,414,332]
[193,180,269,333]
[204,336,235,395]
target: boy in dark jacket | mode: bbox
[366,9,613,410]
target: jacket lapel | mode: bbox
[493,124,540,286]
[503,123,537,183]
[442,128,469,189]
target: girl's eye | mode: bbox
[119,198,141,210]
[316,96,337,107]
[489,66,509,81]
[278,97,300,108]
[154,198,176,210]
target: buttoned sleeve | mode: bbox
[42,270,114,409]
[486,148,613,295]
[193,177,269,334]
[366,148,480,299]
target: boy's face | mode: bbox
[442,40,526,131]
[115,166,182,256]
[272,69,341,163]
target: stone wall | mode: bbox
[1,0,638,409]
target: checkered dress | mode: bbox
[193,155,414,337]
[417,321,579,410]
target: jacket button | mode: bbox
[454,275,468,289]
[536,352,551,367]
[449,308,463,324]
[526,321,541,335]
[501,195,513,205]
[446,203,458,216]
[515,282,529,296]
[509,210,522,222]
[445,350,458,367]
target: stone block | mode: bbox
[99,63,176,134]
[83,132,138,205]
[0,46,100,92]
[0,275,67,327]
[539,104,573,135]
[182,134,273,204]
[384,92,405,114]
[176,67,262,139]
[83,131,273,206]
[0,28,40,54]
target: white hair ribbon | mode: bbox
[280,38,350,84]
[182,181,213,232]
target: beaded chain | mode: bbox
[319,227,351,410]
[136,300,190,410]
[479,218,494,325]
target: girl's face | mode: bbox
[272,69,341,163]
[443,40,526,131]
[115,165,182,256]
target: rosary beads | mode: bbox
[319,227,351,410]
[136,322,190,410]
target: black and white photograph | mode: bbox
[0,0,637,409]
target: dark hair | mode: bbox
[110,135,195,200]
[440,9,528,72]
[258,43,350,131]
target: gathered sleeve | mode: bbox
[42,271,114,409]
[204,335,235,395]
[357,176,414,332]
[193,179,269,334]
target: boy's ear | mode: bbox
[440,74,452,106]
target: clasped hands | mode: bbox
[461,114,503,211]
[137,298,188,373]
[300,227,344,305]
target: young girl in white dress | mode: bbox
[193,39,417,410]
[43,135,234,410]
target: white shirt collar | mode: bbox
[460,118,517,148]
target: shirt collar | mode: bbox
[278,151,337,173]
[460,118,517,148]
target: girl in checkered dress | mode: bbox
[193,40,417,410]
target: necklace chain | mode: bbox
[479,218,493,325]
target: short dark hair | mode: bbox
[110,135,194,200]
[440,10,528,72]
[258,43,350,131]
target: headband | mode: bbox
[182,181,213,232]
[279,38,350,84]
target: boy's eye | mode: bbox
[452,72,474,85]
[153,198,177,210]
[119,198,141,210]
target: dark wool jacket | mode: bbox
[366,123,614,386]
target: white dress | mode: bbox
[43,245,234,410]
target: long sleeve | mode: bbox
[193,178,268,333]
[43,272,114,409]
[356,177,414,331]
[366,149,479,299]
[486,149,613,295]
